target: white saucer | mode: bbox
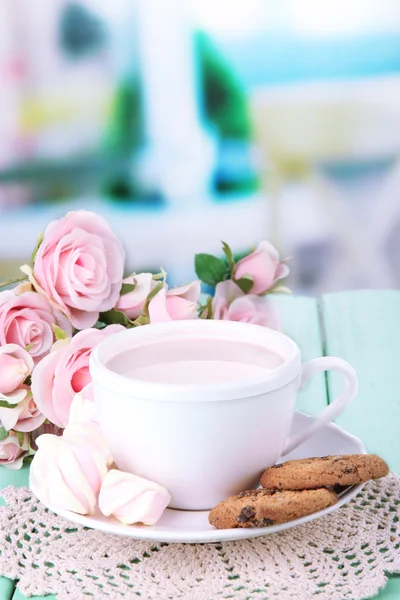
[31,412,367,544]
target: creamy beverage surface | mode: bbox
[107,338,284,385]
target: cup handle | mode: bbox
[281,357,358,457]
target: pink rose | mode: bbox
[212,280,243,320]
[31,325,124,428]
[148,281,200,323]
[115,273,155,319]
[212,280,280,329]
[0,283,73,362]
[32,210,125,329]
[0,354,29,396]
[0,431,29,470]
[0,344,33,400]
[225,295,280,328]
[234,241,289,295]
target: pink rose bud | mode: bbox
[0,431,29,470]
[148,281,200,323]
[30,434,109,515]
[0,344,34,397]
[234,241,289,295]
[0,354,29,395]
[32,210,125,329]
[212,281,281,330]
[225,295,281,329]
[99,469,171,525]
[212,280,244,320]
[0,385,45,433]
[115,273,155,319]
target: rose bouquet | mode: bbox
[0,210,289,469]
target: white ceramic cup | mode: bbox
[90,320,358,510]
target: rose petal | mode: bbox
[148,289,172,323]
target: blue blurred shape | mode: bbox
[217,33,400,86]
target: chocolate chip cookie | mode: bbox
[209,487,338,529]
[260,454,389,491]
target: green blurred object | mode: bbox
[103,77,143,155]
[196,32,258,194]
[213,172,258,195]
[101,77,144,201]
[197,32,251,140]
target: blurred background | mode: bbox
[1,0,400,293]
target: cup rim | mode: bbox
[90,320,301,402]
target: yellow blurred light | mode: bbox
[18,96,112,133]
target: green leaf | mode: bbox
[140,281,165,319]
[152,268,167,283]
[194,254,226,286]
[235,275,254,294]
[120,282,136,296]
[0,399,18,409]
[132,314,150,326]
[24,343,34,353]
[205,295,213,319]
[0,427,9,441]
[0,275,28,290]
[198,295,214,319]
[99,309,133,327]
[16,431,25,446]
[221,241,235,276]
[31,232,43,265]
[146,281,164,304]
[52,324,69,341]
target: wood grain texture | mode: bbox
[321,290,400,472]
[272,295,327,414]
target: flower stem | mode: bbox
[0,275,28,289]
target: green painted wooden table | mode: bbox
[0,290,399,600]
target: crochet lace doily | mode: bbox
[0,475,399,600]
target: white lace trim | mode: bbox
[0,475,399,600]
